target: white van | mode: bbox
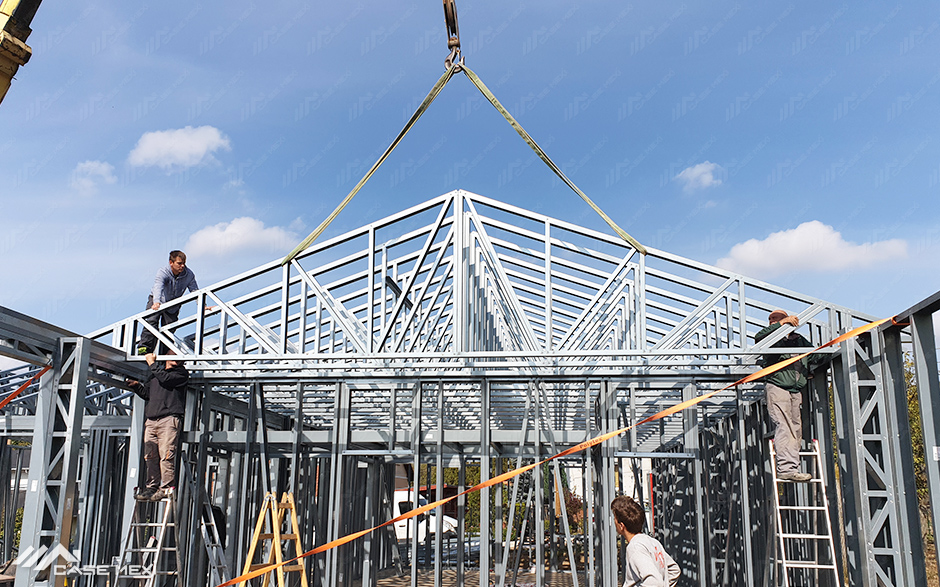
[392,489,458,542]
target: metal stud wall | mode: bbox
[1,191,935,586]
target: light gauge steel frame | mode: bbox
[0,190,933,587]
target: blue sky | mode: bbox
[2,1,939,336]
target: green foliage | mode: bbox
[418,464,482,531]
[416,460,585,542]
[0,507,24,555]
[15,507,23,552]
[904,354,932,542]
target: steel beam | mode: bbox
[16,338,89,587]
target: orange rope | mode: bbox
[0,365,51,411]
[218,316,891,587]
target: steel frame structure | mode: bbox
[1,189,935,586]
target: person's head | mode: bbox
[165,348,178,369]
[611,495,645,538]
[168,250,187,276]
[768,309,788,324]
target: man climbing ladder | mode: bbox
[756,309,827,482]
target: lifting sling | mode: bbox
[282,0,645,265]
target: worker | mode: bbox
[755,309,825,482]
[137,250,201,355]
[611,495,680,587]
[126,351,189,501]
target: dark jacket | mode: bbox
[755,323,824,393]
[129,361,189,419]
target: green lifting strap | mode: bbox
[460,65,646,255]
[282,64,459,265]
[282,62,647,265]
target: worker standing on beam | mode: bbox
[137,250,201,355]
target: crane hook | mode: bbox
[442,0,463,69]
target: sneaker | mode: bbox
[135,488,156,501]
[136,346,150,356]
[779,472,812,482]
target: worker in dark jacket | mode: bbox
[126,352,189,501]
[755,309,824,482]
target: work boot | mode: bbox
[135,487,156,501]
[779,471,812,482]
[136,346,150,355]
[150,488,173,501]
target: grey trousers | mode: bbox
[766,382,802,475]
[143,415,181,489]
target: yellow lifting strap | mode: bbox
[460,65,647,255]
[281,63,646,265]
[281,64,458,265]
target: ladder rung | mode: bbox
[258,532,299,541]
[283,565,305,572]
[785,562,837,569]
[779,505,827,510]
[781,533,831,539]
[249,564,275,571]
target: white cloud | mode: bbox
[185,217,301,258]
[69,160,116,194]
[675,161,723,193]
[717,220,908,278]
[127,126,231,171]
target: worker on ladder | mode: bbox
[756,310,825,482]
[126,350,190,501]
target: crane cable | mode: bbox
[282,2,645,265]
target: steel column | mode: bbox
[16,338,90,587]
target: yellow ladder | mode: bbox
[239,492,309,587]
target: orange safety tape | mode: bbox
[0,366,51,411]
[218,316,891,587]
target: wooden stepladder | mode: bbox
[239,492,309,587]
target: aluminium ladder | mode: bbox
[181,460,230,585]
[116,489,182,587]
[198,495,229,586]
[769,439,840,586]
